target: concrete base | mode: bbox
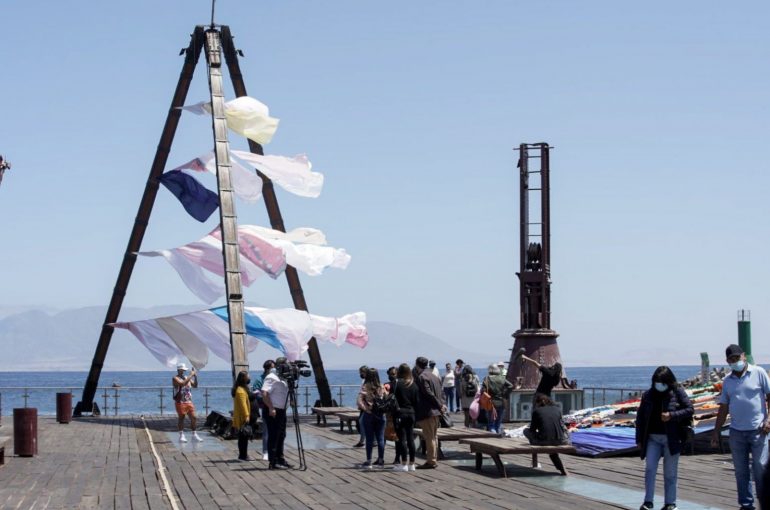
[508,389,584,421]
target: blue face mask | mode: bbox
[729,360,746,372]
[654,382,668,392]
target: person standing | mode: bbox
[357,368,387,468]
[415,356,446,469]
[251,359,274,461]
[385,366,403,466]
[232,371,252,462]
[442,363,456,413]
[482,363,513,435]
[453,359,464,412]
[459,365,480,428]
[711,344,770,510]
[172,363,202,442]
[262,357,292,470]
[394,363,420,472]
[353,365,368,448]
[429,360,440,378]
[635,366,693,510]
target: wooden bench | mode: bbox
[459,437,576,478]
[311,406,357,426]
[335,411,361,433]
[414,427,499,459]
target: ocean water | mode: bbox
[0,364,757,417]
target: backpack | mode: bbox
[464,376,477,398]
[372,392,398,416]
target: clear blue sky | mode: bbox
[1,1,768,366]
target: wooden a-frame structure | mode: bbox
[74,25,333,416]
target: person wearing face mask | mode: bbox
[635,366,693,510]
[232,371,252,462]
[711,344,770,510]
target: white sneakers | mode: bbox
[395,464,409,472]
[262,453,269,461]
[179,431,202,442]
[408,464,416,472]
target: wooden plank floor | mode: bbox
[0,415,740,509]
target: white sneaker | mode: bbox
[408,464,416,472]
[179,433,188,443]
[397,464,409,472]
[192,432,203,442]
[262,453,269,461]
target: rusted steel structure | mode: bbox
[75,26,334,416]
[507,143,565,389]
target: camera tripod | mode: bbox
[284,380,307,470]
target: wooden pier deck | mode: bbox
[0,415,738,509]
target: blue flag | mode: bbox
[159,170,219,222]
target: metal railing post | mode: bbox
[338,386,344,407]
[304,387,310,414]
[22,388,29,408]
[159,387,165,416]
[204,388,210,416]
[103,388,109,414]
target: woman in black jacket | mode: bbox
[635,366,694,510]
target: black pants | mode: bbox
[237,431,249,460]
[265,408,287,465]
[396,414,416,463]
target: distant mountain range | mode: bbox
[0,305,502,371]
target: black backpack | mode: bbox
[463,376,477,398]
[372,392,398,416]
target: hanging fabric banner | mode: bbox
[172,152,263,203]
[159,170,220,222]
[113,307,367,367]
[232,150,323,198]
[139,225,350,303]
[181,96,279,145]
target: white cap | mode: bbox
[176,363,188,371]
[497,361,506,366]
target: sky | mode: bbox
[0,1,768,367]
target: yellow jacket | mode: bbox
[232,386,251,429]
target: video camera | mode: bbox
[276,359,312,385]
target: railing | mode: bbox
[582,387,646,408]
[0,384,363,417]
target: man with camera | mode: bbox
[262,357,293,469]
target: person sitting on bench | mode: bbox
[523,393,570,475]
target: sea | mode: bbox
[3,364,761,418]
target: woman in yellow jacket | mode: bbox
[232,371,252,461]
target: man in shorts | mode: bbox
[173,363,202,442]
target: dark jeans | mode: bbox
[443,387,455,412]
[237,431,249,460]
[265,408,287,465]
[362,412,385,462]
[396,414,416,463]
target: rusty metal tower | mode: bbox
[507,142,564,388]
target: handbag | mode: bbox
[239,423,253,438]
[385,415,398,441]
[479,391,494,412]
[439,410,454,428]
[469,394,480,420]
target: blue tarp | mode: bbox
[570,427,637,457]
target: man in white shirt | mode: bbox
[262,357,292,469]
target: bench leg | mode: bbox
[549,453,567,476]
[437,440,445,460]
[531,453,539,468]
[322,415,327,426]
[339,420,344,433]
[491,453,507,478]
[347,420,353,433]
[419,438,426,457]
[475,452,483,471]
[316,414,321,426]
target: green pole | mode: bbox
[738,309,753,364]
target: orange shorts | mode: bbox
[175,402,196,417]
